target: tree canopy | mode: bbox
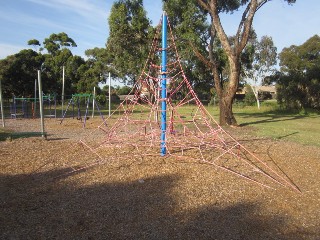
[43,32,77,55]
[105,0,152,85]
[0,49,44,97]
[0,32,87,99]
[277,34,320,109]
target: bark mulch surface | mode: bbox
[1,118,320,239]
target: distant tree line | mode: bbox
[0,32,87,99]
[276,35,320,110]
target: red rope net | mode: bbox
[74,17,299,192]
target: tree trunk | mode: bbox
[250,85,260,109]
[216,58,240,126]
[219,93,237,126]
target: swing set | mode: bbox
[10,94,57,119]
[60,93,105,128]
[10,97,33,119]
[43,94,57,118]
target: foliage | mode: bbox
[95,94,107,105]
[244,36,277,84]
[76,61,102,93]
[0,49,44,97]
[84,48,108,78]
[27,39,40,46]
[105,0,152,85]
[277,35,320,110]
[243,85,256,106]
[0,32,88,99]
[27,39,41,52]
[114,85,132,95]
[43,32,77,55]
[164,0,212,96]
[102,85,115,95]
[37,33,86,95]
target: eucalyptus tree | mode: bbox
[244,35,277,109]
[39,32,79,94]
[27,39,41,52]
[43,32,77,56]
[0,49,44,97]
[187,0,296,125]
[64,55,86,95]
[278,35,320,109]
[86,48,108,82]
[70,47,111,94]
[105,0,152,85]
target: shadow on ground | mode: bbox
[0,131,48,141]
[237,112,308,127]
[0,131,11,141]
[1,169,318,240]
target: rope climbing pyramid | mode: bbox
[76,13,299,192]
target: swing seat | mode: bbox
[44,114,55,118]
[11,113,25,118]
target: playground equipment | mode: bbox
[0,78,4,127]
[10,97,34,119]
[6,70,46,139]
[160,13,167,156]
[64,13,299,192]
[38,70,45,139]
[10,93,57,119]
[43,94,57,118]
[60,93,105,128]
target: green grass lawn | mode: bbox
[213,101,320,147]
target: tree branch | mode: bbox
[237,0,258,55]
[207,21,223,95]
[189,40,213,69]
[235,3,251,49]
[197,0,210,12]
[209,0,233,57]
[208,16,217,65]
[257,0,269,12]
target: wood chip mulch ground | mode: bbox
[1,118,320,239]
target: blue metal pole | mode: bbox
[161,12,167,156]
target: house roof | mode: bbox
[236,85,277,95]
[256,85,276,93]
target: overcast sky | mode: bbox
[0,0,319,60]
